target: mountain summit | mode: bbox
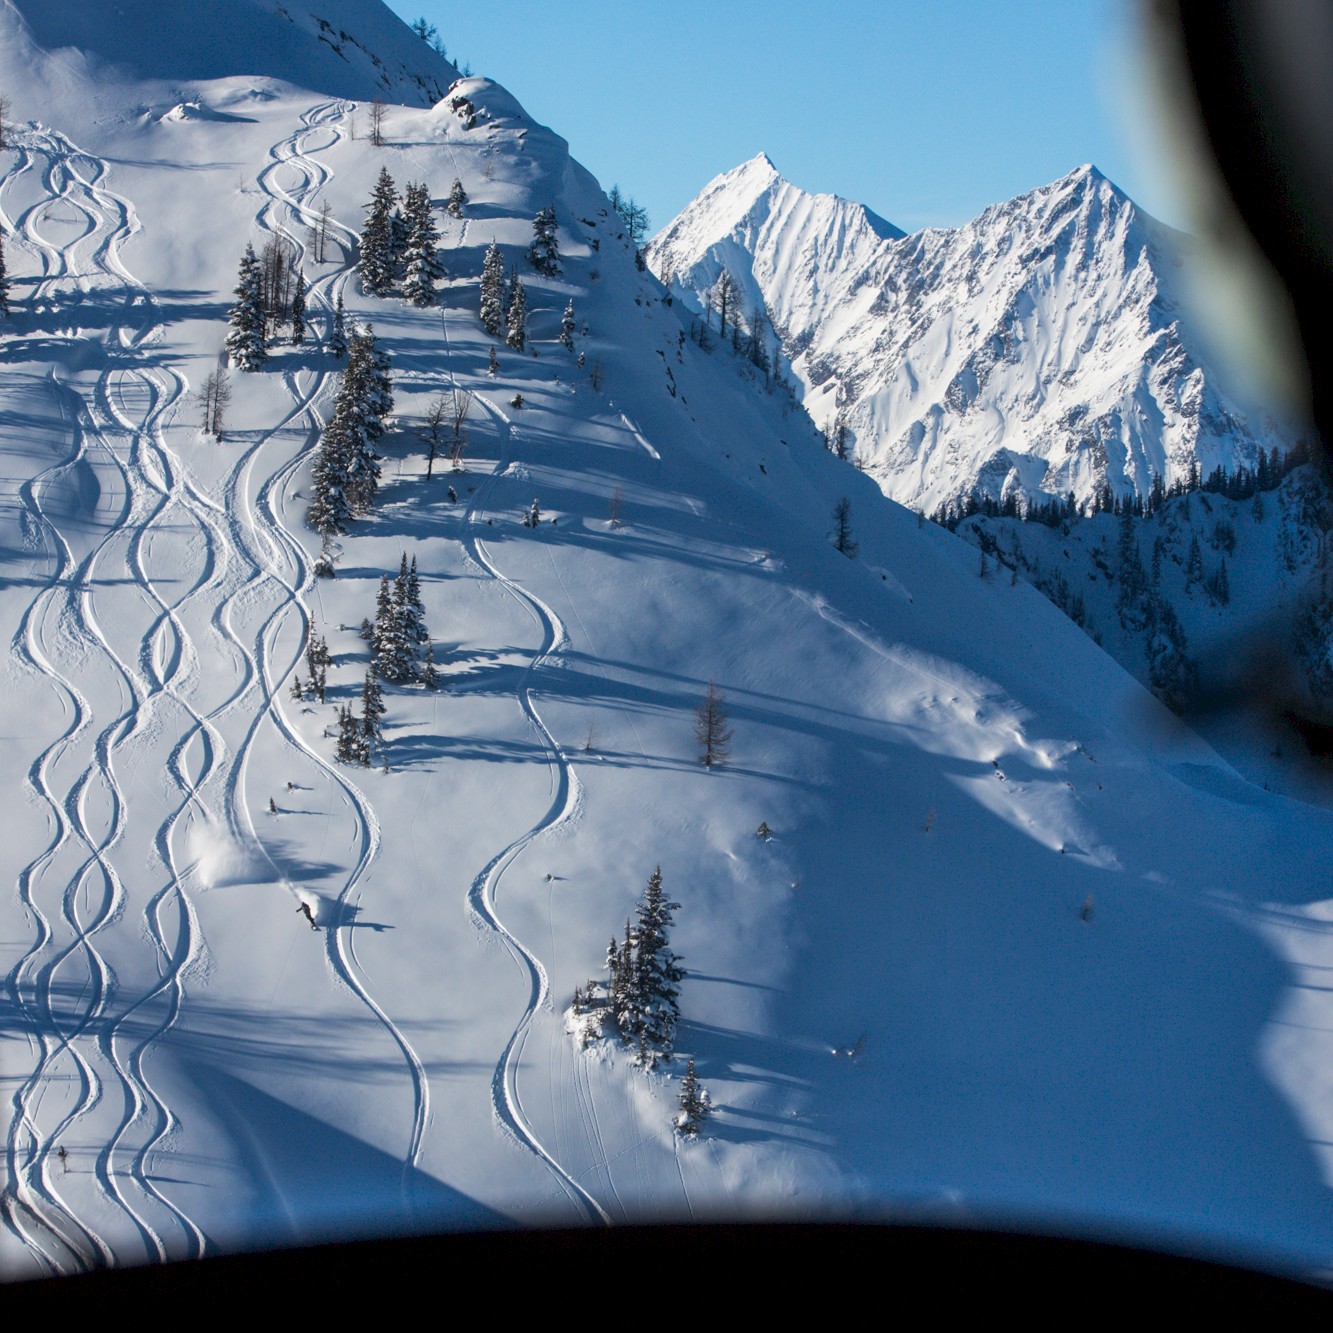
[650,159,1291,515]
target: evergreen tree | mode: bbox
[505,278,527,352]
[290,268,307,345]
[488,346,499,376]
[421,641,438,689]
[695,681,732,768]
[527,205,560,276]
[0,226,9,317]
[1186,533,1204,590]
[406,555,427,641]
[358,167,398,296]
[225,243,268,371]
[629,866,684,1065]
[330,290,349,358]
[675,1058,709,1137]
[402,181,444,307]
[308,327,392,532]
[335,704,364,765]
[360,667,386,751]
[480,241,506,336]
[447,176,467,219]
[560,299,576,351]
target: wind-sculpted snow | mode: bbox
[650,159,1295,514]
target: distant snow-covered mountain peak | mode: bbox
[650,156,1292,517]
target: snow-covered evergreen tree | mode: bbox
[330,290,349,359]
[421,641,438,690]
[358,167,398,297]
[225,243,267,371]
[560,299,576,351]
[402,181,443,307]
[0,227,9,317]
[308,410,355,534]
[675,1057,709,1137]
[479,242,505,335]
[628,866,684,1065]
[290,268,307,345]
[527,205,560,276]
[360,667,386,751]
[335,704,367,766]
[505,278,527,352]
[308,327,392,531]
[447,176,467,219]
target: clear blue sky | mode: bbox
[385,0,1179,236]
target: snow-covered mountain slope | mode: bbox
[649,157,1295,516]
[0,0,457,108]
[952,465,1333,801]
[7,0,1333,1281]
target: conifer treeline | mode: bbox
[931,442,1309,532]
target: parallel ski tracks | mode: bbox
[242,101,432,1205]
[2,125,212,1271]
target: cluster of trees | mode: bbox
[480,241,530,351]
[574,867,685,1070]
[290,631,331,704]
[423,388,471,478]
[527,205,560,276]
[608,185,650,247]
[225,239,310,370]
[363,553,436,686]
[335,668,387,767]
[931,444,1304,532]
[571,867,710,1135]
[197,367,232,439]
[308,326,393,533]
[359,168,444,305]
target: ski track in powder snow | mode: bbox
[236,100,432,1208]
[435,254,608,1223]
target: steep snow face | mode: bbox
[650,161,1294,516]
[1,0,457,106]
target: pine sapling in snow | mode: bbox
[0,227,9,317]
[447,176,467,218]
[560,299,576,351]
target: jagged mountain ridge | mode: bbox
[649,155,1294,516]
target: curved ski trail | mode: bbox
[450,374,606,1223]
[238,100,431,1199]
